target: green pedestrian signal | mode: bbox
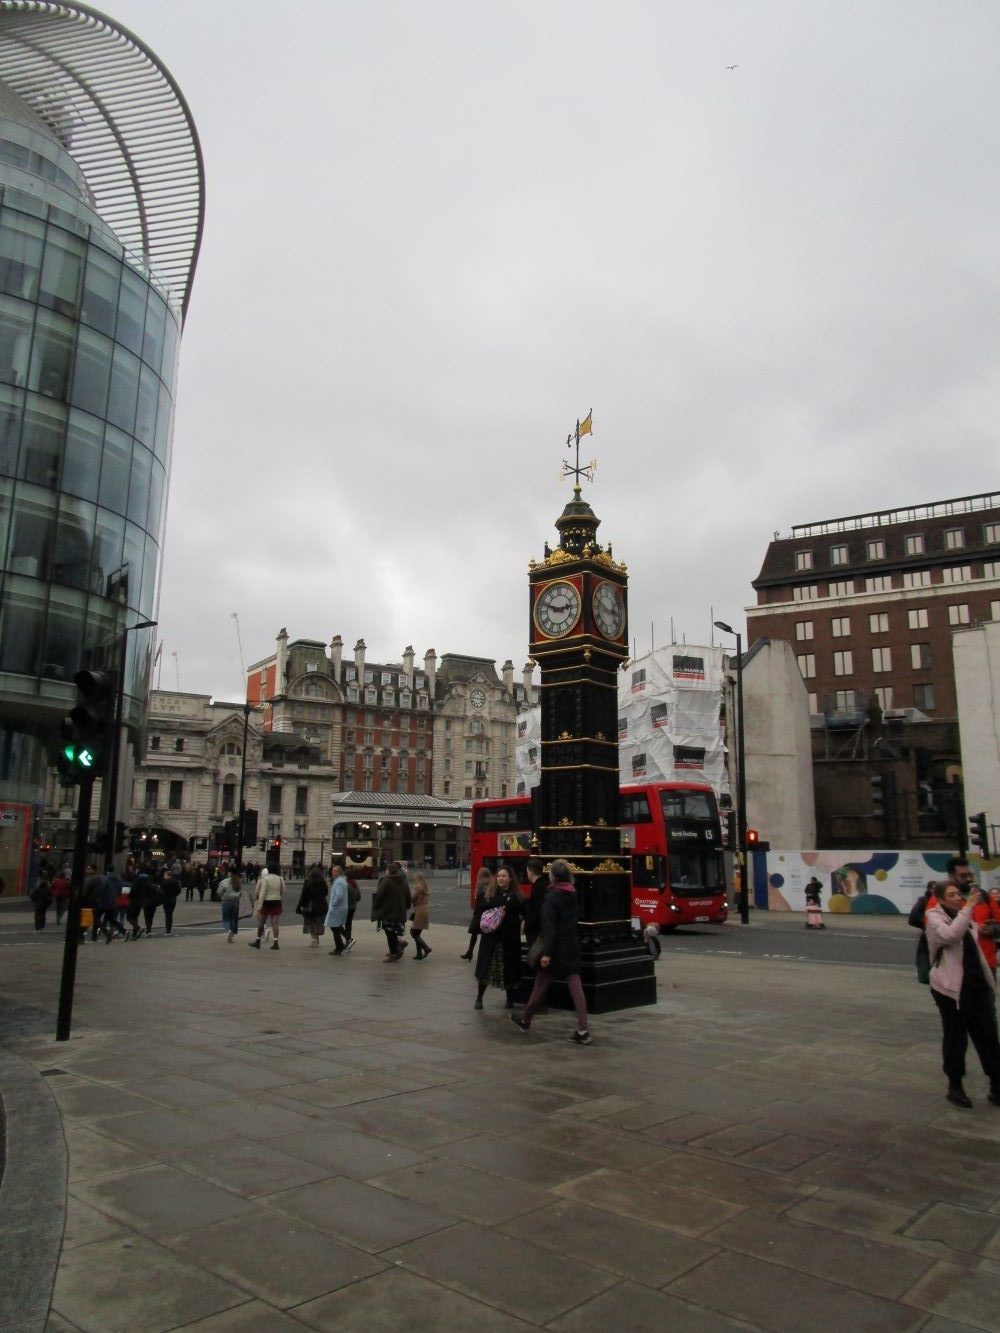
[58,669,115,780]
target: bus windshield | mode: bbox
[669,848,725,895]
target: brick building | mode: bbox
[747,492,999,849]
[749,491,1000,722]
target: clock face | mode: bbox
[534,580,581,639]
[592,581,625,639]
[470,688,486,709]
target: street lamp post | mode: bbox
[103,618,156,872]
[235,702,251,875]
[715,620,749,925]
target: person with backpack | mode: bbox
[218,868,243,941]
[510,858,591,1045]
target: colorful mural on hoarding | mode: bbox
[763,850,1000,916]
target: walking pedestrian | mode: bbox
[50,865,71,924]
[409,870,432,959]
[82,864,105,942]
[296,863,329,948]
[804,877,825,929]
[372,861,411,961]
[522,858,549,950]
[30,867,52,930]
[97,867,126,941]
[249,864,284,950]
[141,868,163,936]
[345,874,360,944]
[461,866,493,960]
[160,866,181,935]
[925,882,1000,1108]
[473,863,523,1010]
[511,858,591,1044]
[324,861,350,954]
[218,867,243,941]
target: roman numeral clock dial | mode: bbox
[534,580,581,639]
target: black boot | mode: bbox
[947,1082,973,1108]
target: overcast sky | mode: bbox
[99,0,999,702]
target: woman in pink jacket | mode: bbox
[925,883,1000,1109]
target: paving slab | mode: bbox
[549,1280,760,1332]
[554,1165,744,1237]
[267,1174,456,1251]
[371,1156,554,1225]
[291,1265,536,1331]
[384,1220,617,1323]
[71,1163,258,1238]
[901,1259,1000,1329]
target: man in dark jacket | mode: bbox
[522,857,549,947]
[511,858,591,1045]
[372,862,411,961]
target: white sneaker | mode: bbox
[344,939,355,953]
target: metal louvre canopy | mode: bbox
[0,0,204,322]
[331,792,473,829]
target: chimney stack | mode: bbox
[329,634,343,681]
[423,649,437,696]
[354,638,366,679]
[502,659,514,692]
[402,645,415,687]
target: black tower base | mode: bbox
[518,939,656,1014]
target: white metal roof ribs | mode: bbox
[0,0,204,322]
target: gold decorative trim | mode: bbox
[540,736,617,747]
[558,816,572,826]
[543,548,576,567]
[558,730,573,740]
[539,762,621,773]
[595,859,626,873]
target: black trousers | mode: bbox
[344,907,356,941]
[932,987,1000,1085]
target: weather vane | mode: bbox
[563,409,596,490]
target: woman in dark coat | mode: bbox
[474,864,523,1010]
[296,864,329,948]
[511,858,591,1044]
[372,862,412,960]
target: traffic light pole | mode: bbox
[235,703,251,875]
[103,620,156,872]
[56,772,94,1041]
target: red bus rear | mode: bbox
[470,782,728,929]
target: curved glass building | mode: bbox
[0,3,203,866]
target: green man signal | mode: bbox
[58,669,114,780]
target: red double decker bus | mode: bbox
[470,780,728,930]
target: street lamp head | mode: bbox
[131,619,157,632]
[714,620,734,635]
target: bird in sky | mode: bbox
[726,64,739,70]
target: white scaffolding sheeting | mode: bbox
[516,643,729,799]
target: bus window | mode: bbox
[660,789,714,821]
[620,793,652,823]
[632,852,666,889]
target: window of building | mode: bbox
[295,785,308,815]
[347,685,359,703]
[828,580,854,598]
[795,550,813,571]
[796,654,815,679]
[834,690,855,709]
[902,570,932,589]
[268,784,282,815]
[794,621,813,641]
[904,533,925,556]
[945,528,965,550]
[222,783,235,812]
[807,692,818,713]
[174,737,184,752]
[833,650,853,676]
[169,779,183,810]
[983,561,1000,579]
[869,612,888,633]
[874,686,893,711]
[831,617,851,638]
[984,523,1000,544]
[150,735,160,751]
[865,575,891,594]
[993,601,1000,621]
[381,671,393,684]
[464,786,472,799]
[908,607,929,630]
[943,565,971,584]
[144,778,158,810]
[871,647,891,673]
[867,539,885,560]
[911,643,932,670]
[830,544,848,566]
[948,603,970,626]
[364,669,374,683]
[914,684,935,711]
[793,585,818,602]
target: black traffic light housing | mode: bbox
[60,669,114,778]
[969,811,989,857]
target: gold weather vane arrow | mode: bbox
[562,409,595,488]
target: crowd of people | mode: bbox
[909,855,1000,1109]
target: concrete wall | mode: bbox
[954,620,1000,835]
[743,639,816,848]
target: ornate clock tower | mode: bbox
[527,419,656,1011]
